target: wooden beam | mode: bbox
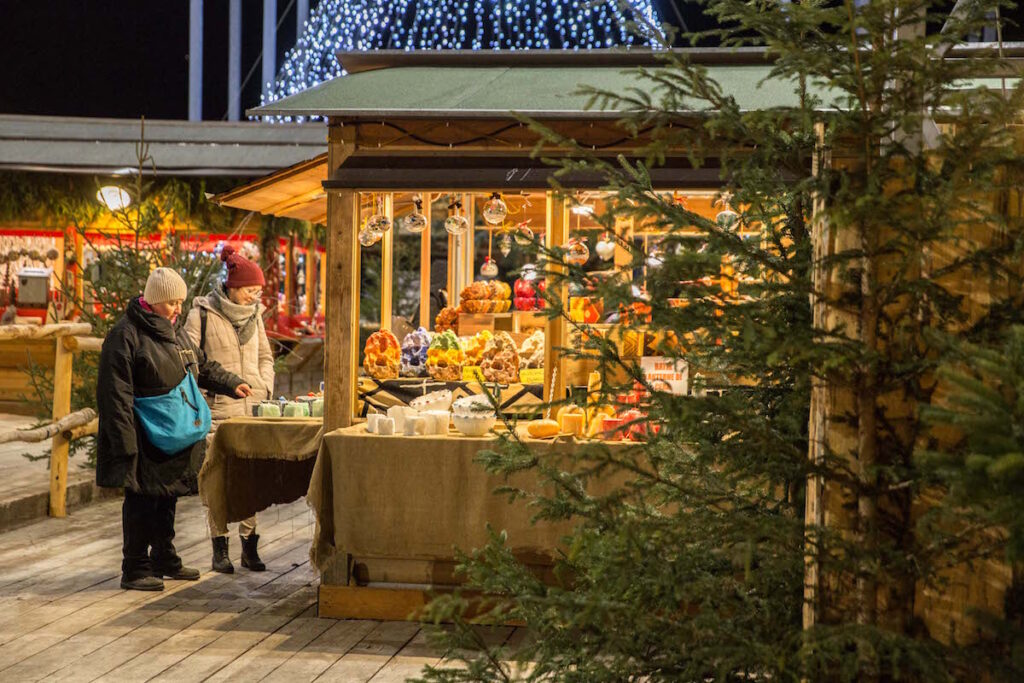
[380,193,394,330]
[48,339,73,517]
[74,231,84,317]
[543,192,568,408]
[419,195,432,329]
[324,190,361,431]
[0,323,91,340]
[62,335,104,353]
[0,408,95,445]
[63,418,98,442]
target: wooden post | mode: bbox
[419,195,432,329]
[543,192,567,404]
[324,190,361,431]
[285,238,295,316]
[48,338,73,517]
[319,247,327,317]
[380,193,394,330]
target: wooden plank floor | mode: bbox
[0,496,523,682]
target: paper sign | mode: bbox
[519,368,544,384]
[640,356,688,395]
[462,365,484,382]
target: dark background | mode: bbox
[0,1,1015,121]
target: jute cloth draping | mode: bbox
[306,425,633,576]
[199,416,323,532]
[357,377,542,416]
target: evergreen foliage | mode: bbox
[414,0,1024,680]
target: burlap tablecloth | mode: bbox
[307,424,631,581]
[199,416,324,533]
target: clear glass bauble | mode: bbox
[358,226,382,247]
[402,211,428,234]
[480,257,499,278]
[444,214,468,236]
[715,208,739,230]
[513,224,534,245]
[482,196,508,225]
[499,232,513,257]
[565,238,590,266]
[367,213,392,233]
[595,234,616,261]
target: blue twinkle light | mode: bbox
[264,0,660,114]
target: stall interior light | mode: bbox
[571,205,595,216]
[96,186,132,212]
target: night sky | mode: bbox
[0,1,1016,121]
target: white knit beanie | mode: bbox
[144,268,188,305]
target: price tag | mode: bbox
[462,365,484,382]
[640,356,688,395]
[520,368,544,384]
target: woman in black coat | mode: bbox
[97,268,250,591]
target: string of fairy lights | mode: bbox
[263,0,660,110]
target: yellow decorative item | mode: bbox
[560,412,584,437]
[480,331,520,384]
[462,330,493,365]
[527,419,560,438]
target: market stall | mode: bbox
[238,48,794,619]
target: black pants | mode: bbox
[121,489,183,580]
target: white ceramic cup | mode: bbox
[423,410,450,435]
[366,413,382,433]
[377,416,395,435]
[404,415,425,436]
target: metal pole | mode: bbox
[188,0,203,121]
[297,0,309,39]
[228,0,241,120]
[262,0,277,102]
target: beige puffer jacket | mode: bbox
[183,296,275,423]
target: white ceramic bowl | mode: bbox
[453,412,497,437]
[410,390,452,414]
[452,394,494,417]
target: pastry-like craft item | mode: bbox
[426,330,465,381]
[400,327,432,376]
[435,306,459,334]
[518,330,545,369]
[363,330,400,379]
[527,419,559,438]
[480,331,520,384]
[460,280,491,301]
[461,330,493,366]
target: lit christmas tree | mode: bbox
[265,0,661,105]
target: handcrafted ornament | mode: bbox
[499,232,513,257]
[444,198,468,235]
[462,330,493,365]
[715,193,739,230]
[480,256,499,278]
[513,222,534,246]
[366,196,391,233]
[595,233,616,261]
[363,330,400,379]
[426,330,465,381]
[565,237,590,266]
[358,226,381,247]
[402,195,428,233]
[482,192,508,225]
[518,329,545,369]
[400,327,432,376]
[435,306,459,334]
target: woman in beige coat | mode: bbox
[184,246,274,574]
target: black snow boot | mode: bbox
[240,534,266,571]
[211,536,234,574]
[121,575,164,591]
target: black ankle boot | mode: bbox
[240,534,266,571]
[211,536,234,574]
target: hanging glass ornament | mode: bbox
[595,233,616,261]
[480,256,499,278]
[482,192,508,225]
[499,232,513,257]
[366,195,391,234]
[358,226,381,247]
[565,237,590,266]
[402,195,428,233]
[513,221,534,246]
[715,193,739,230]
[444,199,468,236]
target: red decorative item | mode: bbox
[514,296,537,311]
[514,278,535,298]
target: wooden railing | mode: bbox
[0,323,103,517]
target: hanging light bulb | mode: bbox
[402,195,428,233]
[482,192,508,225]
[565,237,590,266]
[366,195,391,233]
[513,221,534,246]
[444,199,468,236]
[480,256,499,278]
[499,232,513,257]
[595,233,616,261]
[715,193,739,230]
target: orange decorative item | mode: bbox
[569,297,602,324]
[462,330,493,365]
[362,330,400,380]
[527,419,560,438]
[480,332,520,384]
[435,306,459,334]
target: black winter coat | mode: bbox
[96,297,244,496]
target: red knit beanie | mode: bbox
[221,245,265,288]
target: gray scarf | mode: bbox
[207,285,261,345]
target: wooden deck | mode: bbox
[0,495,524,682]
